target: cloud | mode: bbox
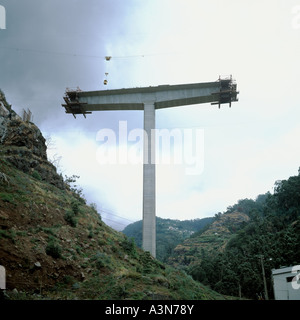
[1,0,300,229]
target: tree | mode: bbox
[64,174,85,203]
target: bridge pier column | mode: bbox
[142,101,156,257]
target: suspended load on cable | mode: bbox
[103,72,109,85]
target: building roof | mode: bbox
[272,265,300,276]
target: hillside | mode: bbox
[167,211,250,268]
[166,180,300,299]
[123,217,213,262]
[0,92,227,300]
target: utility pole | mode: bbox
[238,283,242,299]
[258,255,269,300]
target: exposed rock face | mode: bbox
[0,100,9,117]
[0,114,64,189]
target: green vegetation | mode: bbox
[92,252,112,270]
[32,170,42,181]
[64,210,78,227]
[46,237,62,259]
[64,174,86,203]
[0,229,16,242]
[0,192,15,204]
[123,216,213,262]
[184,169,300,299]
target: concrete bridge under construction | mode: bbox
[62,77,239,257]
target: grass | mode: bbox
[0,192,15,204]
[0,229,16,242]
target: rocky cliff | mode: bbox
[0,97,64,189]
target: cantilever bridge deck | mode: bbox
[61,77,239,257]
[62,78,238,118]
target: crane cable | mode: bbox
[0,45,177,60]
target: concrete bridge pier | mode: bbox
[142,102,156,257]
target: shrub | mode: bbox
[92,252,112,270]
[121,237,137,257]
[88,230,94,239]
[46,240,62,259]
[32,170,41,181]
[64,210,78,227]
[64,174,86,203]
[63,275,75,285]
[0,193,15,204]
[0,229,16,243]
[71,200,80,214]
[140,251,154,274]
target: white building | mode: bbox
[272,265,300,300]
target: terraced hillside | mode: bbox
[168,211,250,268]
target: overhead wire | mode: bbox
[100,208,135,223]
[96,207,137,229]
[0,45,179,60]
[100,210,136,229]
[0,45,181,89]
[101,217,128,228]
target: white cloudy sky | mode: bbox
[1,0,300,230]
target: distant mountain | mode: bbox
[122,217,213,262]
